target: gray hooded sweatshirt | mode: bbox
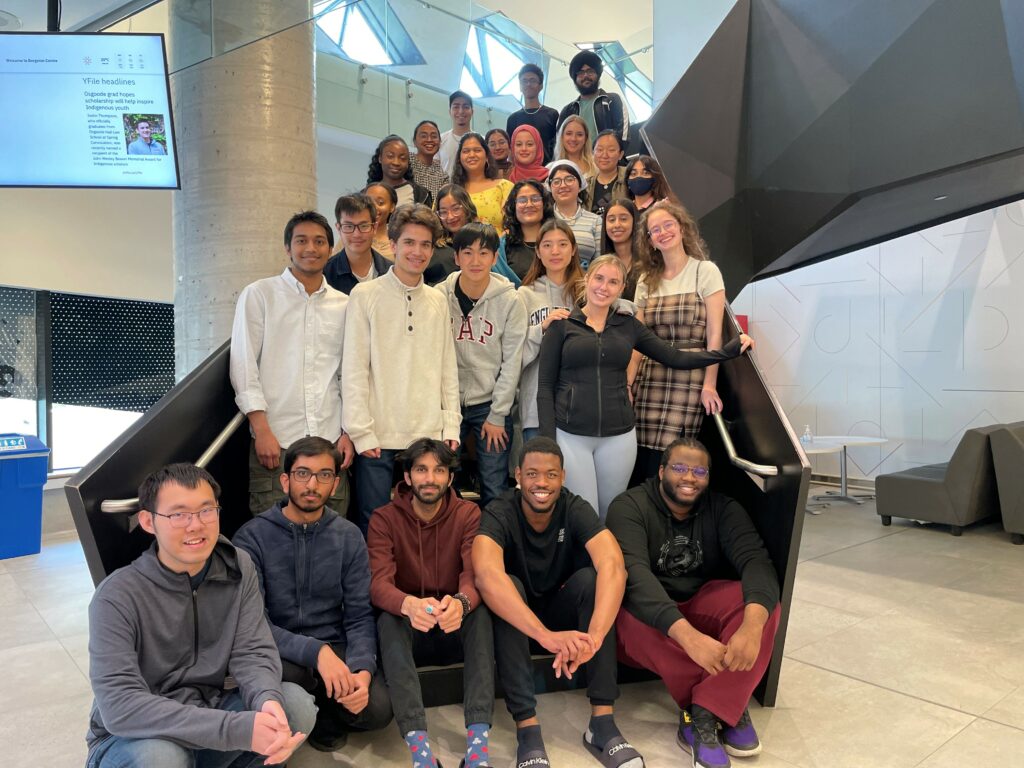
[517,275,576,429]
[86,537,284,758]
[438,271,528,426]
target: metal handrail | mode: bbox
[712,412,779,478]
[99,412,246,514]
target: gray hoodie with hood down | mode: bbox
[438,271,528,426]
[87,537,283,758]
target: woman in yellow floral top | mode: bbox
[451,132,514,233]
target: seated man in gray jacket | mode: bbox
[86,463,315,768]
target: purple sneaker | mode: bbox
[677,706,730,768]
[721,708,761,757]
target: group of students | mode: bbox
[87,433,780,768]
[82,50,780,768]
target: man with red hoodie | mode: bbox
[368,437,495,768]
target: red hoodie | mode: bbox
[367,482,482,616]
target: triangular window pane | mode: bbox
[342,7,392,65]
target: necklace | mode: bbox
[522,105,542,115]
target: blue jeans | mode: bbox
[89,683,316,768]
[354,449,400,534]
[460,402,512,510]
[521,427,541,444]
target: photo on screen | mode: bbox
[124,114,167,156]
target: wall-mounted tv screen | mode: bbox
[0,32,179,189]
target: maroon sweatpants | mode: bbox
[615,579,780,726]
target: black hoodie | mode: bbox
[606,479,779,635]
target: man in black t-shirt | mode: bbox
[506,63,560,164]
[473,437,644,768]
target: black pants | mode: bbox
[377,606,495,734]
[281,642,393,741]
[492,567,619,721]
[630,446,662,488]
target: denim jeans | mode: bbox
[459,402,512,509]
[353,449,400,535]
[88,683,316,768]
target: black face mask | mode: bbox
[628,176,656,196]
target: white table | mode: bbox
[803,435,887,504]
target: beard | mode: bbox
[289,487,327,514]
[660,475,706,508]
[576,80,599,96]
[411,480,448,505]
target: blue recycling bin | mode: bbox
[0,434,50,560]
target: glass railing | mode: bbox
[105,0,653,143]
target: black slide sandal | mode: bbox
[582,733,645,768]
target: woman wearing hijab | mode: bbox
[508,124,550,184]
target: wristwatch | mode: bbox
[454,592,472,617]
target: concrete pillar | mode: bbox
[170,1,317,377]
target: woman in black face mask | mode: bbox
[624,155,677,214]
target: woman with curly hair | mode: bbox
[363,182,398,260]
[628,200,729,482]
[451,132,514,232]
[366,134,432,208]
[499,179,555,280]
[410,120,449,198]
[624,154,677,215]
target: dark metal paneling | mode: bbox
[65,340,249,585]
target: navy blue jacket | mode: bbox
[233,503,377,674]
[324,247,391,295]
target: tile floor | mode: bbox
[3,485,1022,767]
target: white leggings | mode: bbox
[556,428,637,520]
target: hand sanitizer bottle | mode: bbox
[801,425,814,445]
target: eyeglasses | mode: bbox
[520,77,541,86]
[340,222,373,234]
[438,204,464,219]
[152,506,221,528]
[550,176,578,187]
[291,468,338,484]
[666,463,709,478]
[576,66,598,76]
[516,195,543,206]
[648,221,679,238]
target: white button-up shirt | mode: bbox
[230,268,349,445]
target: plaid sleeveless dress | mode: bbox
[634,261,709,450]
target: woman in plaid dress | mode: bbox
[629,201,728,482]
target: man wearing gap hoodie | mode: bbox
[86,463,315,768]
[233,437,392,754]
[437,222,527,508]
[368,438,494,768]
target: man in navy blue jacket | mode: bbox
[234,436,392,753]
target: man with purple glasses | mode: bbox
[606,437,780,768]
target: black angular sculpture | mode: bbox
[644,0,1024,299]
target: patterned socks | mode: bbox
[464,723,491,767]
[405,729,437,768]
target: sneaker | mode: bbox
[721,708,761,757]
[677,706,730,768]
[307,730,348,752]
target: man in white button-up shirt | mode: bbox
[231,211,355,516]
